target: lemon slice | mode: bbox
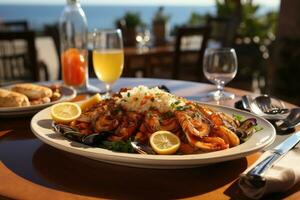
[80,93,102,111]
[150,131,180,155]
[51,102,81,123]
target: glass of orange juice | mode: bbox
[92,29,124,97]
[61,48,88,92]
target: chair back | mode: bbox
[173,25,211,80]
[0,31,39,86]
[43,24,61,78]
[0,20,29,31]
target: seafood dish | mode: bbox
[53,85,258,155]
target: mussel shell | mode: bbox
[236,118,257,140]
[81,132,113,146]
[52,122,78,134]
[157,85,171,93]
[64,131,86,142]
[52,122,113,146]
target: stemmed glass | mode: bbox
[203,48,238,101]
[92,29,124,98]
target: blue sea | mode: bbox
[0,4,278,31]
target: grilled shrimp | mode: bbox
[197,104,240,131]
[175,109,230,151]
[217,112,240,131]
[197,105,224,126]
[211,125,240,147]
[109,112,142,141]
[194,136,229,151]
[94,114,119,132]
[180,125,228,151]
[143,111,161,133]
[175,111,210,138]
[134,111,161,142]
[160,117,181,132]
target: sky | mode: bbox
[0,0,280,6]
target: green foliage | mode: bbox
[153,6,170,24]
[186,12,207,26]
[216,0,237,18]
[116,11,143,28]
[215,0,278,40]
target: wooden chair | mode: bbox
[43,24,61,78]
[0,20,29,31]
[172,25,211,81]
[0,31,46,86]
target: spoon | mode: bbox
[254,95,289,115]
[242,95,289,120]
[276,108,300,131]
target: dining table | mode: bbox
[0,78,299,200]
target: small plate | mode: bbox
[30,103,276,169]
[0,85,76,117]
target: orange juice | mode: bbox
[61,48,87,86]
[93,50,124,84]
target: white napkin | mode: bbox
[239,146,300,199]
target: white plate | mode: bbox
[30,104,276,169]
[0,85,76,117]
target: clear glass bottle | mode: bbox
[59,0,88,92]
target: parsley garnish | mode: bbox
[174,100,181,105]
[254,125,263,132]
[99,139,134,153]
[175,105,189,111]
[233,114,244,122]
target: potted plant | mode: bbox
[152,6,170,45]
[115,12,143,46]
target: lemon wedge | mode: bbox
[150,131,180,155]
[51,102,81,123]
[80,93,102,111]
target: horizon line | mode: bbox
[0,0,280,7]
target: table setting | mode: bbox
[0,76,299,199]
[1,34,300,200]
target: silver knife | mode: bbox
[245,131,300,184]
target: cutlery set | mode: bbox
[237,95,300,186]
[236,95,300,133]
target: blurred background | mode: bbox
[0,0,299,105]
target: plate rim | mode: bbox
[30,102,276,168]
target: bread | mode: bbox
[30,97,51,105]
[11,83,53,100]
[0,88,30,107]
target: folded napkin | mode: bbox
[239,146,300,199]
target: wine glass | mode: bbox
[92,29,124,98]
[203,48,237,101]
